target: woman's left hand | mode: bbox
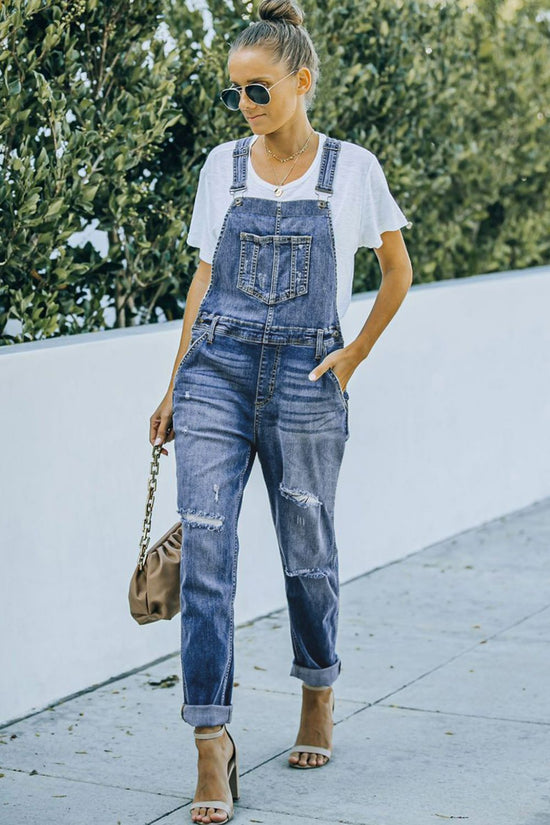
[308,345,359,394]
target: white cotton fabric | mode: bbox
[186,131,412,322]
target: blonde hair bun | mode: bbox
[258,0,304,27]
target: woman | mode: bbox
[150,1,413,821]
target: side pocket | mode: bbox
[327,366,349,409]
[322,340,350,441]
[173,330,209,385]
[325,367,350,441]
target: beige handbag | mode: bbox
[128,444,182,625]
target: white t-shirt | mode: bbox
[186,131,412,322]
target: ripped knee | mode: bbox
[278,482,329,578]
[284,565,328,579]
[179,508,224,531]
[279,481,323,508]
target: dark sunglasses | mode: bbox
[219,70,298,111]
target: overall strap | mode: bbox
[230,134,341,200]
[315,136,341,198]
[230,135,254,197]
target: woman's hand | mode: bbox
[149,392,175,456]
[308,345,359,394]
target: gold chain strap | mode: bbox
[136,444,162,570]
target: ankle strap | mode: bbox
[194,725,225,739]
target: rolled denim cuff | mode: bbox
[180,702,233,726]
[289,656,342,686]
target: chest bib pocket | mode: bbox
[238,232,312,305]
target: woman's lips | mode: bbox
[247,114,264,120]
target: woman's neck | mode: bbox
[260,125,317,160]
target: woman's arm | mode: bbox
[166,258,212,393]
[149,258,212,452]
[347,228,413,363]
[308,229,413,392]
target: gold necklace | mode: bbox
[263,130,315,162]
[262,130,316,197]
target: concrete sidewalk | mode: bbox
[2,498,549,825]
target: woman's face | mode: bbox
[227,47,309,132]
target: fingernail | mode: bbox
[154,437,162,445]
[308,372,316,381]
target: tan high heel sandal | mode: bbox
[191,724,239,822]
[288,683,335,769]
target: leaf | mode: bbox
[7,77,21,96]
[45,199,65,218]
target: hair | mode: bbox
[227,0,320,112]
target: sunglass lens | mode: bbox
[221,89,241,110]
[220,84,270,110]
[247,85,270,105]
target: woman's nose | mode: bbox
[239,89,253,107]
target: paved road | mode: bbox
[2,497,549,824]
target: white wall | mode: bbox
[2,265,549,724]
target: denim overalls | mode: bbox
[172,134,350,727]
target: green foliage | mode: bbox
[308,0,550,291]
[1,0,549,342]
[0,0,208,340]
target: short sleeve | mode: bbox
[359,157,412,249]
[186,165,216,264]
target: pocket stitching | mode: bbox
[326,367,350,440]
[327,366,349,407]
[173,330,209,383]
[291,236,312,297]
[238,233,312,305]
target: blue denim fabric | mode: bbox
[172,136,350,726]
